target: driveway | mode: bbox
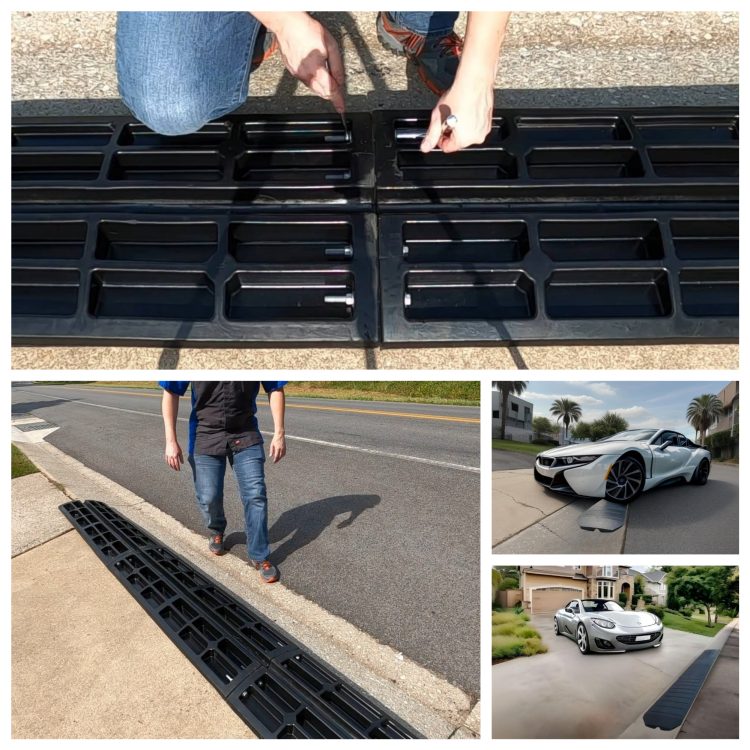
[492,617,714,739]
[492,462,738,553]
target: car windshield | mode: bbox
[581,600,623,613]
[597,429,657,442]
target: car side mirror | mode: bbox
[657,440,672,451]
[564,607,573,613]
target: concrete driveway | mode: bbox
[492,463,739,553]
[492,616,713,739]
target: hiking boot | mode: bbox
[251,27,278,72]
[376,11,463,95]
[208,533,225,556]
[251,559,279,584]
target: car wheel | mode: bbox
[576,623,590,654]
[605,456,645,503]
[553,617,560,636]
[690,459,711,486]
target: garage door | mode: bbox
[532,587,584,615]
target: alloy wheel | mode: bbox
[553,618,559,635]
[697,460,710,483]
[577,624,588,653]
[605,457,644,502]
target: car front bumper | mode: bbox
[588,623,664,653]
[534,454,619,498]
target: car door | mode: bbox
[650,431,688,479]
[560,600,580,635]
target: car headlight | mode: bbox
[562,455,599,465]
[591,617,615,629]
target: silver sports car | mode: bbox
[554,598,664,654]
[534,428,711,503]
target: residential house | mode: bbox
[519,565,634,615]
[491,391,534,442]
[628,568,668,606]
[706,381,739,437]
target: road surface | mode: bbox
[12,382,480,694]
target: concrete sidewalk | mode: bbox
[11,442,479,739]
[10,10,739,371]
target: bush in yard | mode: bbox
[522,637,547,656]
[618,592,628,607]
[515,626,539,639]
[646,605,664,620]
[492,611,527,625]
[665,607,691,619]
[643,594,653,605]
[492,635,528,660]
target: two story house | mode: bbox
[519,565,634,615]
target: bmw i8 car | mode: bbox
[534,428,711,503]
[554,598,663,654]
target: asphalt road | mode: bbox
[492,449,535,471]
[12,383,480,694]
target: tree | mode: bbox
[571,421,592,440]
[667,566,739,625]
[549,398,582,441]
[532,416,554,438]
[493,382,528,440]
[590,412,629,441]
[633,573,645,596]
[492,566,520,604]
[686,394,724,447]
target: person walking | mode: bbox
[160,380,287,583]
[116,11,509,152]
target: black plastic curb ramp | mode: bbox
[60,500,420,739]
[642,648,721,731]
[13,212,378,345]
[578,500,627,531]
[12,107,738,347]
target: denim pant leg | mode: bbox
[189,453,228,535]
[390,12,459,36]
[116,11,260,135]
[230,443,270,561]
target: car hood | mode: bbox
[538,440,648,458]
[587,611,660,628]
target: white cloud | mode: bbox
[587,382,617,397]
[524,392,604,408]
[607,405,660,428]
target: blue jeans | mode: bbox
[116,12,459,135]
[188,443,270,561]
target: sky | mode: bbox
[506,381,730,438]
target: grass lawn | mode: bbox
[662,611,727,637]
[12,444,38,479]
[491,439,544,456]
[492,609,547,661]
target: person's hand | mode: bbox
[420,80,493,154]
[165,439,184,471]
[271,13,345,112]
[269,432,287,464]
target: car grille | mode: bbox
[616,632,661,644]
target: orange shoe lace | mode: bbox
[437,32,463,58]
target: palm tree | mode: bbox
[549,398,582,442]
[686,394,724,446]
[492,381,528,440]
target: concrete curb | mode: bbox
[13,438,478,738]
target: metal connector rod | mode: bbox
[324,293,355,306]
[404,293,412,307]
[324,246,354,258]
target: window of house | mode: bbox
[492,410,499,419]
[601,565,613,577]
[511,403,518,412]
[597,580,614,599]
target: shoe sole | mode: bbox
[209,546,226,556]
[376,13,447,97]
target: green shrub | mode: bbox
[646,605,665,620]
[492,611,528,625]
[643,595,653,605]
[492,622,519,636]
[515,626,539,639]
[531,437,557,445]
[492,635,527,659]
[522,637,548,656]
[664,607,690,619]
[497,579,520,591]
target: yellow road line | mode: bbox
[44,385,480,424]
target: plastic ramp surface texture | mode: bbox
[12,108,738,346]
[59,500,421,739]
[642,648,721,731]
